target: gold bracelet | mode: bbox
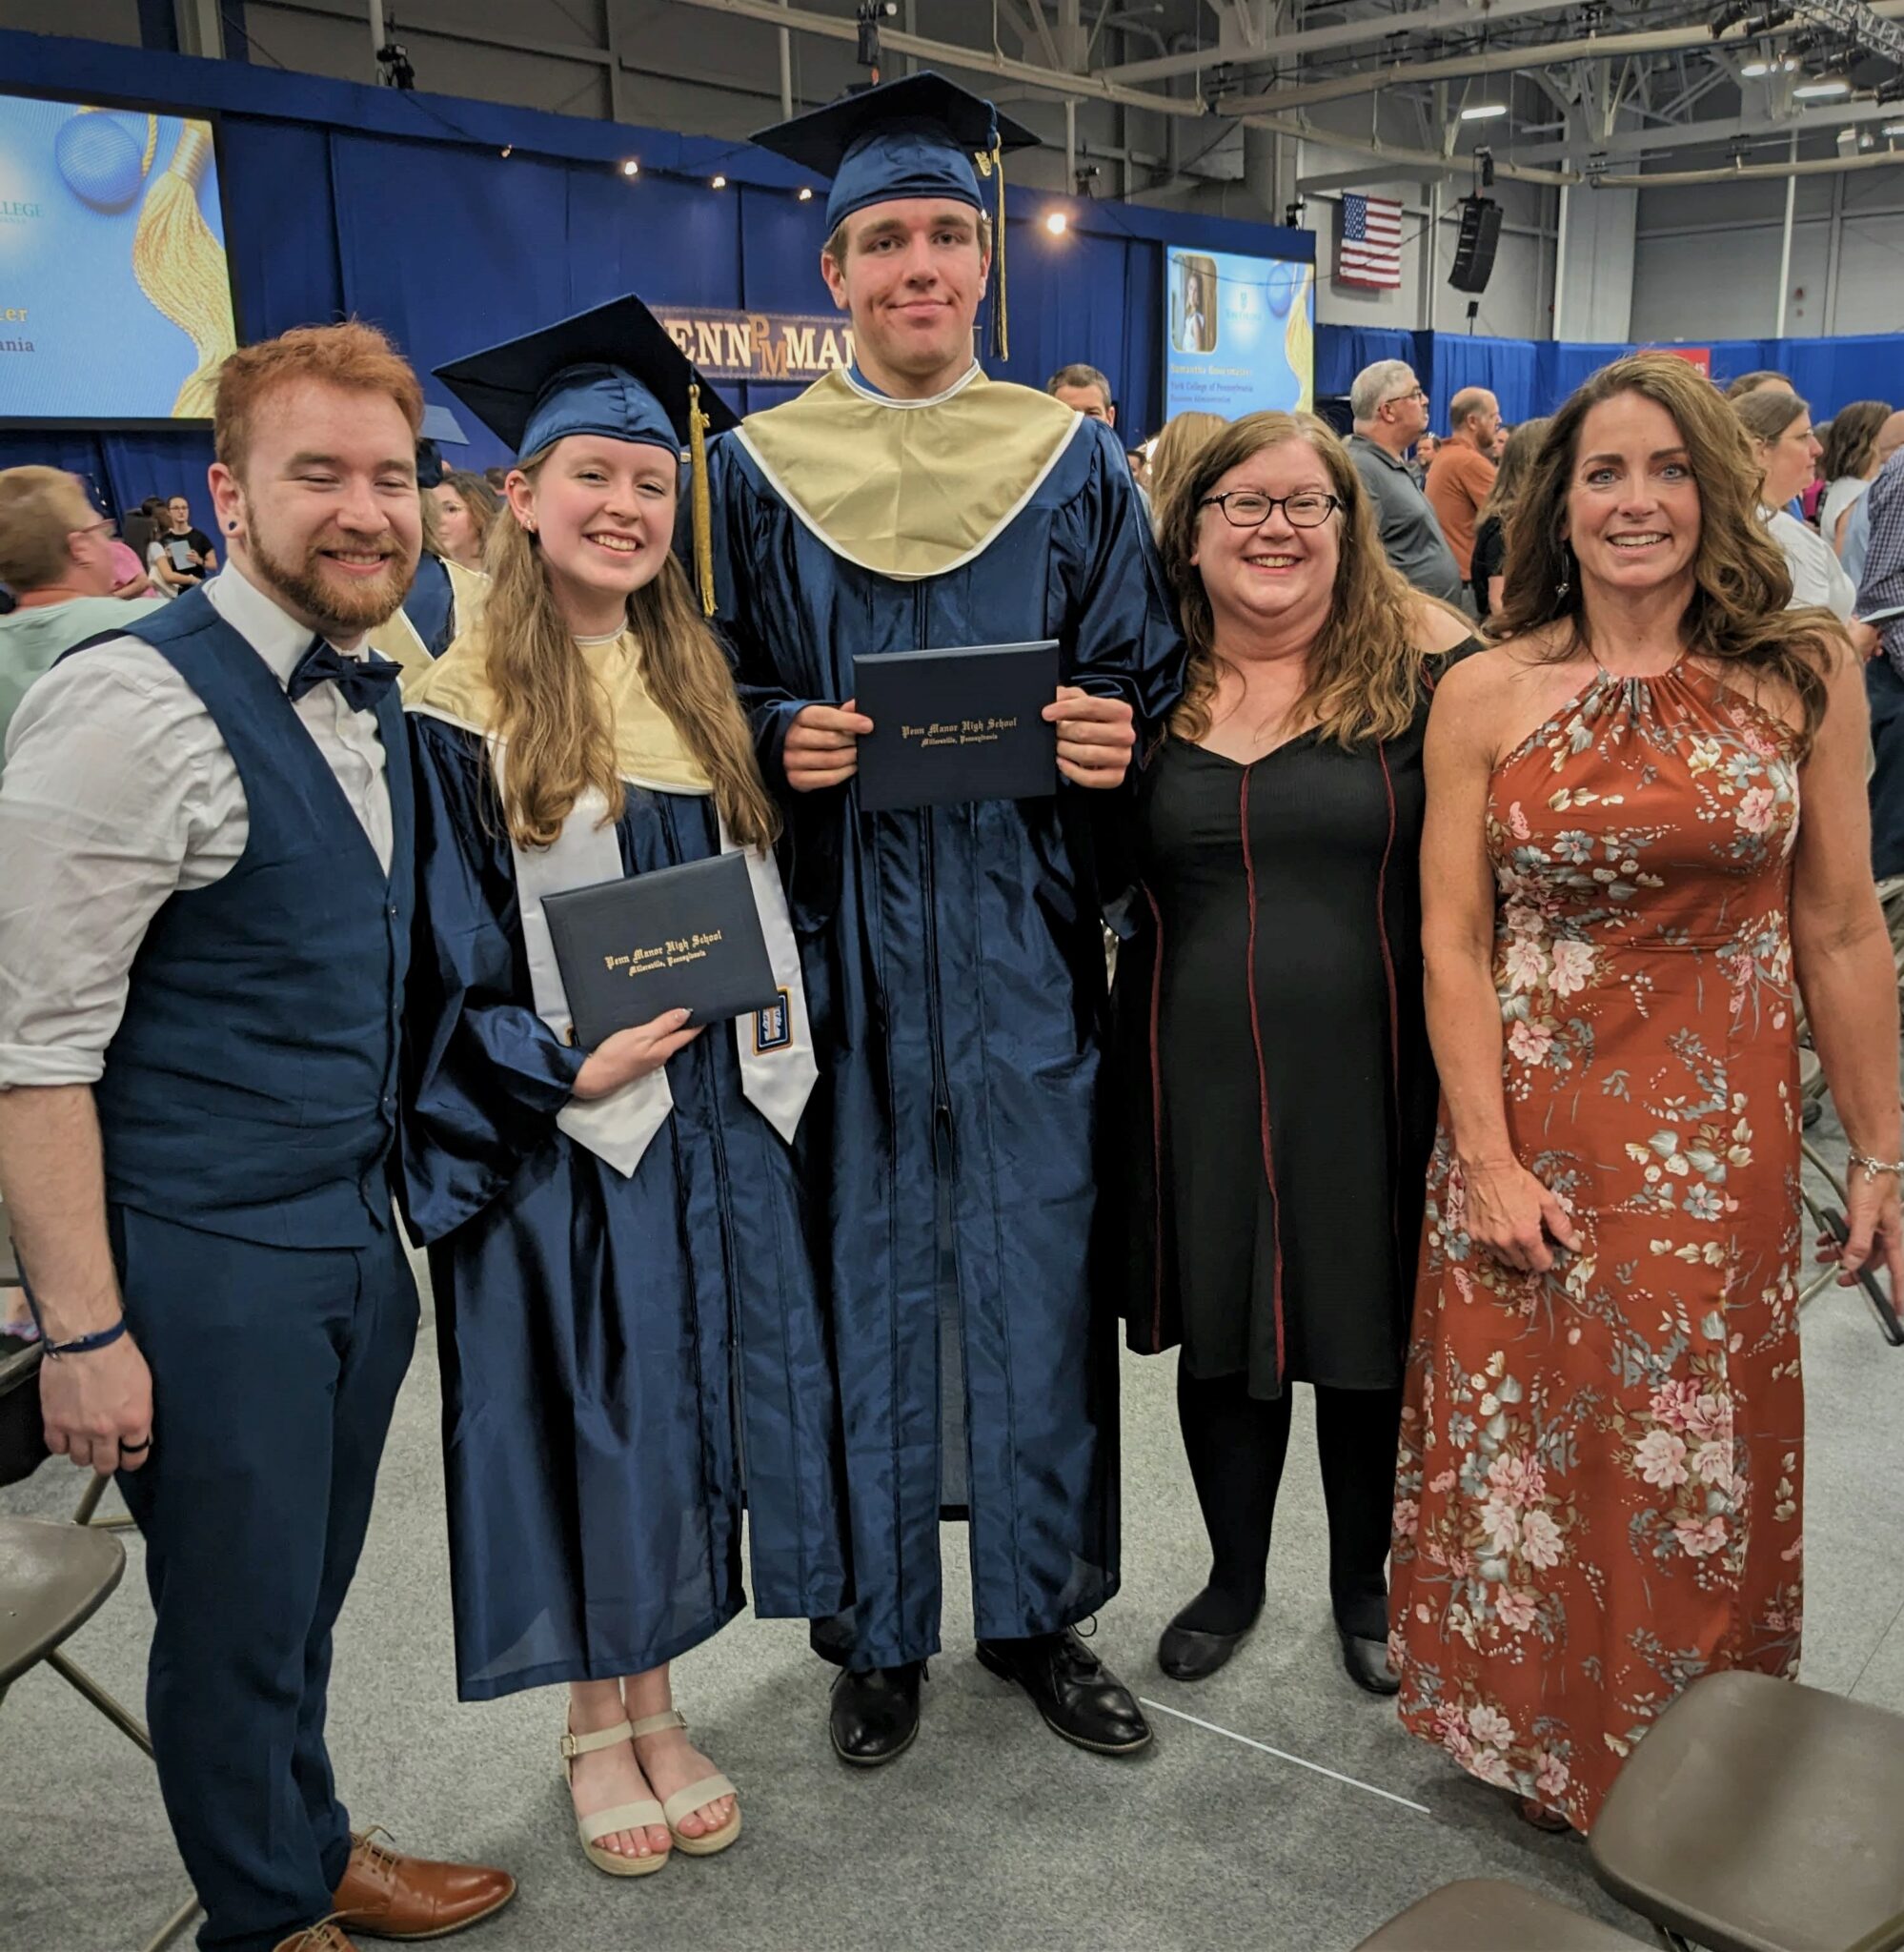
[1847,1147,1904,1183]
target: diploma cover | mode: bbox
[852,640,1060,812]
[542,851,780,1048]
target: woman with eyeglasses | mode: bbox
[1101,410,1475,1695]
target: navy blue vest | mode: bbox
[88,588,415,1248]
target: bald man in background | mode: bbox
[1424,386,1499,582]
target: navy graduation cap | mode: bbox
[750,72,1040,357]
[433,294,738,614]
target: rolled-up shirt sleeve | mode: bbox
[1859,461,1904,673]
[0,645,235,1088]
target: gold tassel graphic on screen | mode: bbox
[1286,267,1314,414]
[132,123,235,418]
[688,382,717,618]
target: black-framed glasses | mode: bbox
[1199,490,1342,529]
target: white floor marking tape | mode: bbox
[1138,1698,1433,1815]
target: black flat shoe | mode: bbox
[975,1629,1152,1755]
[1338,1627,1400,1697]
[828,1660,923,1767]
[1158,1601,1260,1681]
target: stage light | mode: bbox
[711,173,728,188]
[620,158,639,177]
[1710,1,1751,34]
[1885,121,1904,134]
[1793,77,1851,96]
[1460,102,1509,120]
[1741,55,1797,74]
[1044,209,1069,234]
[798,185,814,200]
[500,144,513,158]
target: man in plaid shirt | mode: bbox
[1857,447,1904,877]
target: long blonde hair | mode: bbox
[1497,355,1834,753]
[1154,411,1428,747]
[1147,412,1226,521]
[482,446,779,852]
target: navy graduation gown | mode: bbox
[401,712,851,1699]
[708,410,1183,1667]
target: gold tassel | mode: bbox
[132,123,236,419]
[976,139,1008,363]
[688,382,717,619]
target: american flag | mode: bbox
[1337,193,1403,290]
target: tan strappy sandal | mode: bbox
[629,1709,742,1857]
[561,1717,669,1877]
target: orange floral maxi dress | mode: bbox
[1390,659,1805,1833]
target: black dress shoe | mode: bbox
[975,1629,1152,1755]
[829,1661,923,1767]
[1338,1627,1400,1697]
[1158,1616,1254,1682]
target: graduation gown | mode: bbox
[707,364,1184,1667]
[400,630,850,1700]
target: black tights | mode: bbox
[1173,1363,1403,1641]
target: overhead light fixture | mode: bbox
[1793,77,1852,96]
[1710,1,1751,34]
[797,185,814,200]
[1043,209,1069,234]
[710,173,728,188]
[1741,55,1797,74]
[620,158,639,177]
[1884,121,1904,134]
[1461,102,1509,120]
[499,144,513,158]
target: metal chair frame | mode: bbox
[1789,877,1904,1341]
[0,1341,200,1952]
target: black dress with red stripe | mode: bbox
[1103,650,1470,1402]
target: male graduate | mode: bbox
[0,323,513,1952]
[707,73,1184,1767]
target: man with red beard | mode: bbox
[0,323,514,1952]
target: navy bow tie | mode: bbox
[287,638,400,713]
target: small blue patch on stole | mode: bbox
[754,989,791,1053]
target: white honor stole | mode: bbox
[505,761,817,1177]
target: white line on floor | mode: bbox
[1139,1697,1433,1814]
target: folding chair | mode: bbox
[1351,1878,1653,1949]
[0,1346,200,1951]
[1590,1670,1904,1952]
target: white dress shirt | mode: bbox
[1765,507,1859,620]
[0,560,395,1089]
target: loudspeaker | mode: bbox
[1448,195,1503,294]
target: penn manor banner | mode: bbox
[657,308,857,385]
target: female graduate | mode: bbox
[402,295,849,1878]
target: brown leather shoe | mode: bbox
[332,1829,516,1941]
[273,1925,359,1952]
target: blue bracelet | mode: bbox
[42,1318,129,1360]
[19,1277,129,1361]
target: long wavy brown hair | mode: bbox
[1493,354,1837,752]
[481,446,779,852]
[1155,410,1428,747]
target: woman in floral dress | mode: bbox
[1391,354,1904,1834]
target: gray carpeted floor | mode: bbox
[5,1115,1902,1952]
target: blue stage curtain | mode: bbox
[1314,328,1416,401]
[0,429,216,522]
[1775,336,1902,417]
[1427,335,1541,431]
[220,116,345,340]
